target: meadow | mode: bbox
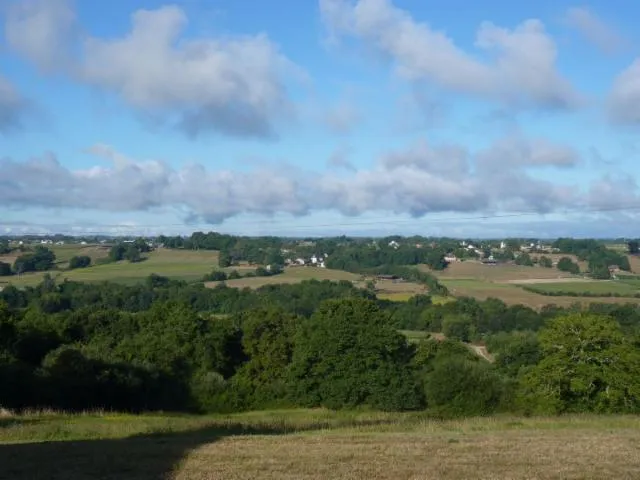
[0,247,220,287]
[205,266,361,289]
[1,410,639,479]
[521,280,640,297]
[5,245,640,310]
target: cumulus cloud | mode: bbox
[0,137,624,224]
[608,60,640,125]
[327,146,356,170]
[564,7,624,54]
[323,100,360,134]
[320,0,581,109]
[0,74,28,132]
[3,1,298,137]
[475,136,580,172]
[4,0,78,72]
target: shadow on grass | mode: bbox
[0,418,395,480]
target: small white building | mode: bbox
[388,240,400,249]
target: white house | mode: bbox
[311,255,318,264]
[388,240,400,249]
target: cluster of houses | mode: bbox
[285,253,329,268]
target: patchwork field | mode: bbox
[0,248,220,287]
[1,410,639,479]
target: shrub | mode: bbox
[68,255,91,269]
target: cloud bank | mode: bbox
[2,139,636,224]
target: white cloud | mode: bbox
[320,0,581,109]
[4,0,77,72]
[608,60,640,125]
[0,74,28,132]
[564,7,624,54]
[0,138,623,224]
[323,100,361,134]
[3,1,299,137]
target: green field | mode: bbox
[523,281,640,297]
[205,267,361,289]
[1,410,639,479]
[0,248,220,287]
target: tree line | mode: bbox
[2,275,640,416]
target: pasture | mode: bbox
[1,410,639,479]
[522,280,640,297]
[0,248,220,287]
[440,278,640,308]
[205,267,361,289]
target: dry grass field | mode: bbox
[1,410,639,480]
[428,261,578,282]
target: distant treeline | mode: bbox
[552,238,630,278]
[2,275,640,417]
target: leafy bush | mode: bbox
[68,255,91,269]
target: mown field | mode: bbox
[1,410,639,479]
[439,277,640,308]
[0,248,220,287]
[522,280,640,297]
[427,261,579,282]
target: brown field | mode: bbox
[427,261,579,282]
[2,411,640,480]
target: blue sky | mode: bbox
[2,0,640,237]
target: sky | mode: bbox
[2,0,640,238]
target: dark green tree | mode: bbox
[557,257,580,274]
[538,256,553,268]
[124,245,142,263]
[519,313,640,414]
[68,255,92,269]
[288,297,423,411]
[0,261,12,276]
[109,244,127,262]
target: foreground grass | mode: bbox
[1,410,640,479]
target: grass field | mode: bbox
[0,248,220,287]
[205,267,361,289]
[1,410,639,479]
[440,278,640,308]
[522,280,640,297]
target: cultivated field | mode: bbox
[522,280,640,297]
[0,248,220,287]
[427,261,579,282]
[440,278,640,308]
[1,410,639,479]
